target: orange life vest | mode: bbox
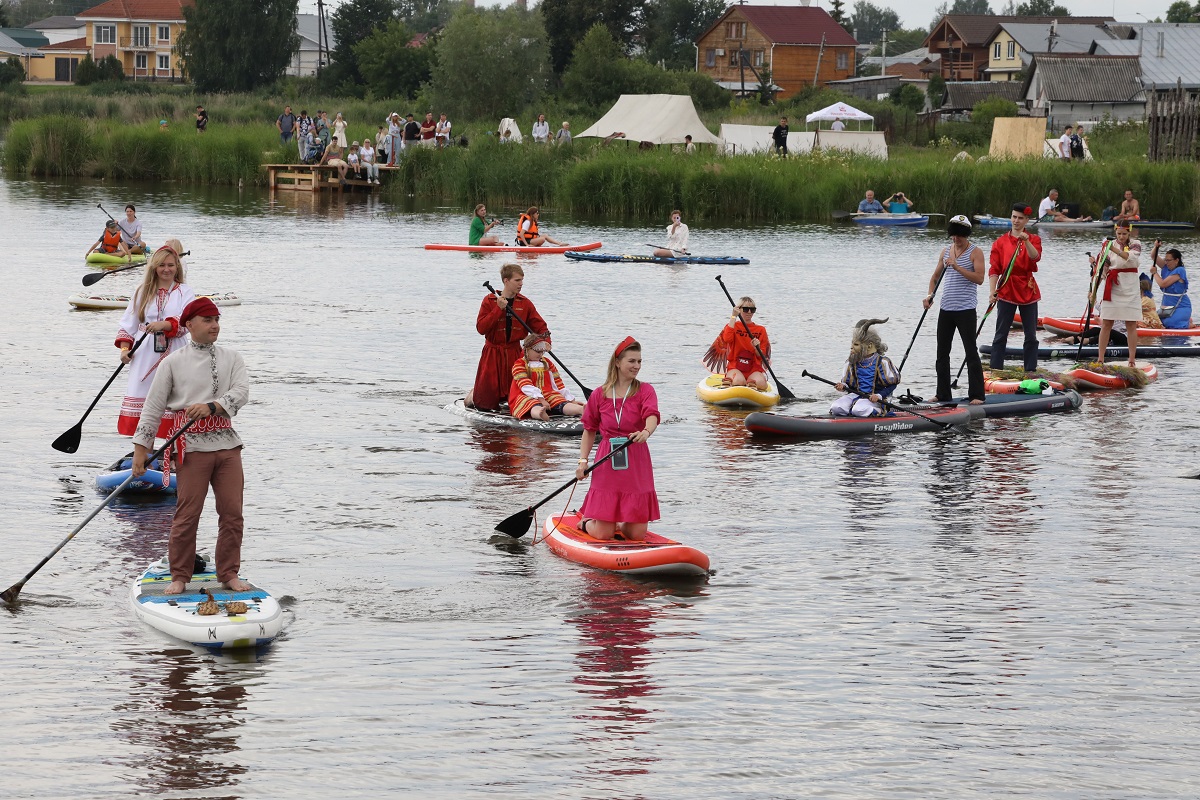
[101,228,123,252]
[516,213,539,243]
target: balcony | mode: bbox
[119,36,155,51]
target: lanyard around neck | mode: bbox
[612,382,633,431]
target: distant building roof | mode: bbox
[296,13,336,49]
[926,15,1116,48]
[0,27,51,47]
[1093,23,1200,89]
[879,61,930,80]
[699,5,858,47]
[941,80,1024,111]
[41,36,89,50]
[0,30,36,54]
[77,0,192,20]
[1022,54,1145,103]
[995,21,1115,61]
[27,16,84,30]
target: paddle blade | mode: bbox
[81,271,107,286]
[51,424,82,454]
[777,383,796,400]
[494,508,535,538]
[1,584,21,605]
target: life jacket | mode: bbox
[516,213,538,243]
[101,227,123,252]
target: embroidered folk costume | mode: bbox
[509,345,575,419]
[115,280,195,436]
[472,291,548,411]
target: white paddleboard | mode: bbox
[129,556,283,649]
[69,291,242,311]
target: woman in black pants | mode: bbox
[924,215,987,403]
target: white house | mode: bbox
[27,16,86,45]
[288,13,336,77]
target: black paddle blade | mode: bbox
[494,508,535,538]
[81,271,107,286]
[51,424,82,454]
[0,585,20,605]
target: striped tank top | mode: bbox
[940,243,979,312]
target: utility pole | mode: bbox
[316,0,330,76]
[812,32,826,87]
[880,30,888,77]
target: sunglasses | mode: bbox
[740,307,756,313]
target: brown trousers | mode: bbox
[168,447,244,584]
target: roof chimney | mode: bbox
[1157,31,1165,58]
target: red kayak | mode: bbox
[1042,315,1200,338]
[1066,362,1157,390]
[542,514,710,577]
[425,241,602,254]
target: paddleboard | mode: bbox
[745,404,977,439]
[1066,362,1157,390]
[981,343,1200,359]
[86,251,147,266]
[1040,315,1200,338]
[973,214,1038,229]
[695,375,779,408]
[425,241,602,254]
[564,252,750,265]
[932,389,1083,417]
[852,213,929,228]
[445,399,583,434]
[96,453,176,495]
[130,556,283,650]
[542,514,710,577]
[69,291,242,311]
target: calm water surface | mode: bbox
[2,177,1199,798]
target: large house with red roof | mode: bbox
[694,5,857,99]
[78,0,191,80]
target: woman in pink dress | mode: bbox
[575,337,660,541]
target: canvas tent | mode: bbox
[805,101,875,129]
[814,130,888,159]
[497,118,523,143]
[988,117,1045,159]
[575,95,722,146]
[719,124,815,155]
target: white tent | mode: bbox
[719,124,815,155]
[575,95,722,146]
[815,130,888,159]
[805,102,875,129]
[497,118,523,143]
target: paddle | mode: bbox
[494,438,634,538]
[97,202,116,222]
[1079,244,1110,358]
[644,243,688,255]
[52,331,150,453]
[482,281,592,399]
[894,251,951,404]
[3,419,196,605]
[801,369,961,432]
[831,210,857,220]
[82,250,189,286]
[950,238,1025,390]
[714,275,796,399]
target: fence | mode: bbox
[1147,80,1199,162]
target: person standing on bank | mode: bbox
[575,338,660,542]
[924,215,986,404]
[1092,222,1142,367]
[132,297,250,596]
[466,263,549,411]
[772,116,789,157]
[988,203,1043,373]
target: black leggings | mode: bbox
[990,300,1039,372]
[937,308,984,400]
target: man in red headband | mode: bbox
[988,202,1043,373]
[132,297,251,595]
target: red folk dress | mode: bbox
[471,293,547,411]
[579,383,661,524]
[508,356,571,419]
[988,231,1043,305]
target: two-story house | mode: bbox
[984,20,1117,81]
[78,0,191,80]
[925,14,1114,82]
[695,5,857,99]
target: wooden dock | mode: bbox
[265,163,397,192]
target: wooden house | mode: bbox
[924,14,1114,82]
[695,5,857,99]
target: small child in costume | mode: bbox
[830,318,901,417]
[508,333,584,421]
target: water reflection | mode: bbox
[980,436,1037,532]
[108,500,176,569]
[469,427,564,483]
[838,437,896,528]
[924,436,985,532]
[698,405,749,452]
[113,649,253,797]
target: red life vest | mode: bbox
[101,228,123,252]
[516,213,539,243]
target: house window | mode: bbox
[753,50,764,67]
[836,51,848,70]
[729,50,740,67]
[135,53,147,70]
[158,25,170,42]
[725,21,746,39]
[157,54,170,71]
[705,48,715,67]
[95,24,115,44]
[994,42,1001,59]
[1007,41,1016,59]
[133,25,150,47]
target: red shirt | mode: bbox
[989,231,1042,305]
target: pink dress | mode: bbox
[579,383,660,523]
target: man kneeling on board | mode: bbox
[133,297,251,595]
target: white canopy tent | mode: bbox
[497,118,523,143]
[805,102,875,130]
[575,95,722,146]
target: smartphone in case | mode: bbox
[608,437,629,470]
[153,331,167,353]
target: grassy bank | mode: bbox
[5,113,1195,223]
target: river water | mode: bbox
[2,177,1199,798]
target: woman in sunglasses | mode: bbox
[703,297,771,391]
[508,333,583,420]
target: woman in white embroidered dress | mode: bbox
[115,241,195,436]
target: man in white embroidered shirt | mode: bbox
[133,297,250,595]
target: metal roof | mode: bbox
[926,15,1116,48]
[940,80,1024,111]
[0,30,35,55]
[995,22,1115,57]
[1092,24,1200,89]
[296,13,337,50]
[27,16,84,30]
[699,6,858,47]
[1022,54,1145,103]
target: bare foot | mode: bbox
[1127,361,1138,368]
[969,399,985,405]
[163,580,187,595]
[222,578,252,592]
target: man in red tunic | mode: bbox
[988,202,1043,372]
[466,263,549,410]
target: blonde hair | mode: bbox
[738,296,754,309]
[603,340,642,394]
[474,203,487,219]
[522,332,549,350]
[500,263,523,280]
[135,242,186,322]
